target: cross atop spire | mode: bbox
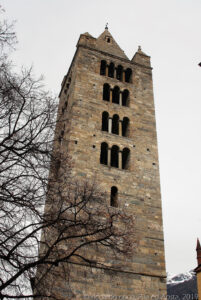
[105,23,108,30]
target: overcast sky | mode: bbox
[1,0,201,276]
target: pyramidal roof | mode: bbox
[83,32,94,38]
[96,29,128,60]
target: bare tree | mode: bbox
[0,11,136,300]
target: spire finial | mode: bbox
[138,45,142,51]
[105,23,108,30]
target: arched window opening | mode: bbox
[100,142,108,165]
[103,84,110,101]
[112,114,119,135]
[100,60,107,75]
[122,148,130,170]
[122,117,129,137]
[116,65,123,81]
[112,86,120,104]
[65,101,68,108]
[108,62,114,78]
[102,111,109,132]
[122,89,129,107]
[125,68,132,83]
[111,145,119,168]
[110,186,118,207]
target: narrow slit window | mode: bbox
[105,36,111,43]
[110,186,118,207]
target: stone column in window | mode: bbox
[110,89,113,103]
[114,68,117,79]
[106,65,109,77]
[108,118,112,134]
[119,120,123,136]
[108,148,111,166]
[123,70,126,82]
[119,92,122,106]
[119,151,122,169]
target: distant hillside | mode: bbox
[167,271,198,300]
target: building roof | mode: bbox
[96,29,129,60]
[83,32,94,37]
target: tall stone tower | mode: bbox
[41,28,166,298]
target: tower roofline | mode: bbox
[77,29,129,60]
[59,31,152,97]
[77,43,152,68]
[77,30,152,68]
[59,43,153,97]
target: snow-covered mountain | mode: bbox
[167,270,198,299]
[167,270,195,285]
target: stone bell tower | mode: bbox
[43,27,167,298]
